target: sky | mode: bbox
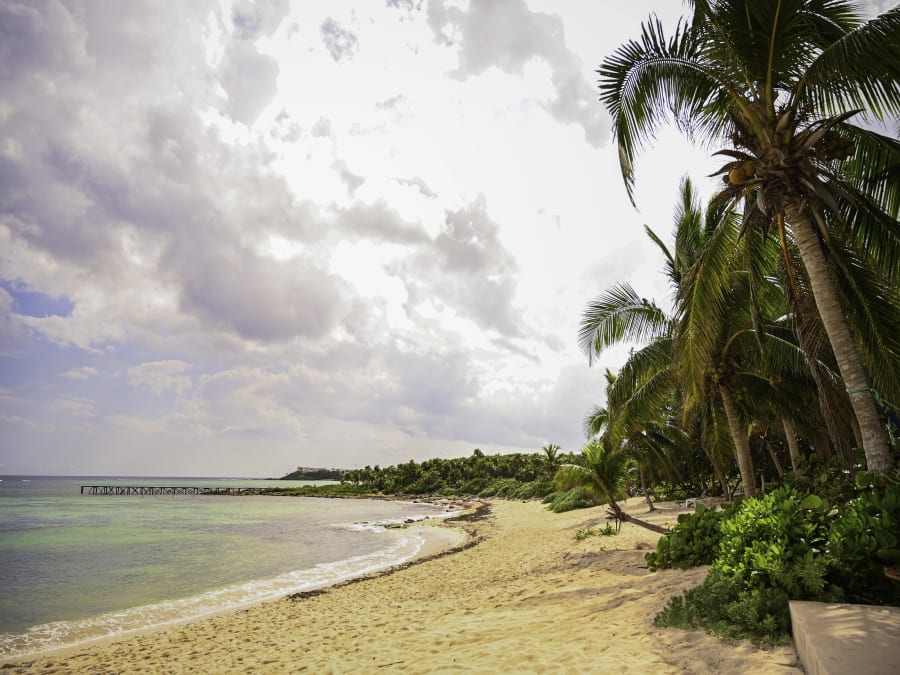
[1,0,891,477]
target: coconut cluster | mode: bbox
[814,131,856,162]
[727,160,758,185]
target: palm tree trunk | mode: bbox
[719,385,756,497]
[788,205,895,472]
[792,306,855,461]
[765,435,785,478]
[814,431,833,461]
[639,463,655,511]
[701,441,730,496]
[781,414,803,476]
[606,502,671,535]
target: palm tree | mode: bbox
[581,179,761,495]
[584,379,682,511]
[555,440,672,535]
[541,442,563,475]
[599,1,900,472]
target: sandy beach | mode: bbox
[5,498,801,674]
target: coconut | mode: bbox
[728,168,744,185]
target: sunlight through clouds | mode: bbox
[10,0,883,476]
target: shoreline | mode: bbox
[4,499,801,673]
[0,504,475,666]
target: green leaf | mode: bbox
[876,548,900,563]
[856,471,876,489]
[800,494,824,511]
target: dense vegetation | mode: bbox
[650,473,900,642]
[279,468,345,480]
[276,0,900,646]
[273,446,592,509]
[587,0,900,645]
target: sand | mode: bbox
[4,498,802,674]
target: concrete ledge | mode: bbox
[790,600,900,675]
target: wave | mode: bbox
[330,503,463,534]
[0,528,426,662]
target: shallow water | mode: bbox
[0,476,447,660]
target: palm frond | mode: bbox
[598,16,722,202]
[583,405,610,440]
[801,6,900,118]
[578,283,671,364]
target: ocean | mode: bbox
[0,475,451,661]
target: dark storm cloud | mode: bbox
[426,0,608,147]
[320,17,359,62]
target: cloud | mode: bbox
[391,196,525,337]
[60,366,99,380]
[334,201,429,244]
[218,41,280,125]
[320,17,358,62]
[311,117,334,138]
[176,244,348,344]
[0,413,53,432]
[127,360,193,395]
[394,176,438,199]
[426,0,608,146]
[0,288,27,355]
[387,0,424,13]
[50,396,96,417]
[231,0,290,40]
[332,159,365,194]
[0,0,630,476]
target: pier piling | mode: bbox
[80,485,270,496]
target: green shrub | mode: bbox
[782,459,861,505]
[827,484,900,603]
[459,478,489,495]
[713,486,834,597]
[654,569,792,643]
[543,487,599,513]
[654,483,900,644]
[646,503,735,571]
[476,478,515,498]
[576,523,617,539]
[511,480,554,500]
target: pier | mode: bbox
[80,485,271,496]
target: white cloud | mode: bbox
[218,41,280,126]
[320,17,359,62]
[127,361,193,395]
[427,0,608,146]
[60,366,99,380]
[0,0,726,476]
[50,396,96,418]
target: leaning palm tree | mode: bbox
[584,382,682,511]
[555,440,672,535]
[599,1,900,472]
[582,179,763,495]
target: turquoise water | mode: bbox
[0,476,448,660]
